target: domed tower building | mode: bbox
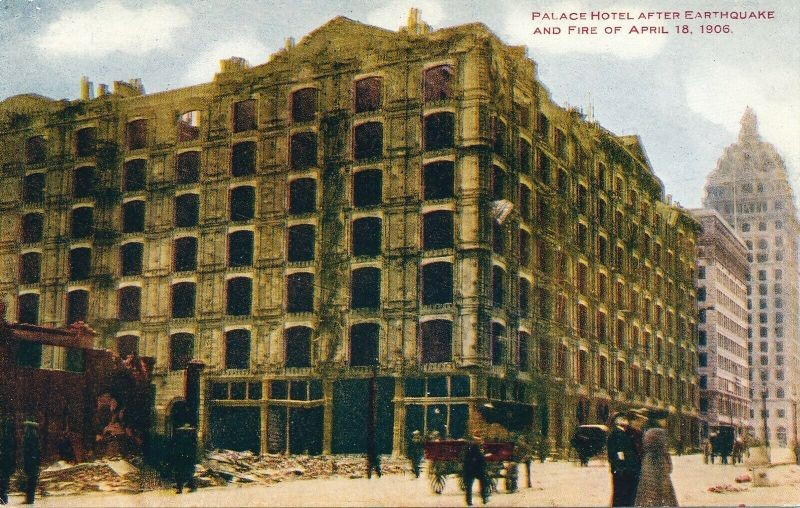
[703,108,800,448]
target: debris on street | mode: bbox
[708,483,748,494]
[734,474,752,483]
[200,450,410,485]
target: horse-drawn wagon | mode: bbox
[424,439,517,494]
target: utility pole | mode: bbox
[761,381,769,450]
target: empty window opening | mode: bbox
[518,331,530,371]
[228,230,254,267]
[233,99,257,132]
[492,166,505,200]
[118,286,141,321]
[117,335,139,358]
[175,194,199,227]
[423,65,453,102]
[350,323,379,366]
[230,186,255,221]
[67,289,89,324]
[171,282,196,318]
[420,319,452,363]
[76,127,96,157]
[424,112,455,151]
[351,267,381,309]
[519,139,532,174]
[355,77,382,113]
[71,206,94,239]
[73,166,95,198]
[353,122,383,161]
[291,88,318,123]
[19,252,41,284]
[288,224,315,262]
[18,294,39,324]
[492,223,504,255]
[351,217,382,257]
[289,178,316,214]
[423,161,454,200]
[519,185,531,221]
[285,326,312,368]
[126,119,148,150]
[492,265,505,307]
[123,159,146,192]
[231,141,257,176]
[227,277,253,316]
[22,213,43,243]
[353,170,382,208]
[491,117,506,155]
[287,272,314,312]
[26,136,46,164]
[23,173,45,204]
[519,229,531,267]
[120,242,143,276]
[290,132,317,170]
[178,111,200,142]
[421,262,453,305]
[491,322,506,365]
[69,247,91,281]
[225,329,251,369]
[122,200,145,233]
[170,333,194,370]
[423,211,454,250]
[519,277,530,315]
[176,151,200,183]
[174,237,198,272]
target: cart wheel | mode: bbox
[506,476,518,493]
[431,474,446,494]
[458,477,466,491]
[489,477,498,494]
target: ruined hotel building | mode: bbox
[704,109,800,448]
[0,13,701,455]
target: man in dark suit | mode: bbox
[0,418,17,505]
[461,434,489,506]
[22,421,40,505]
[172,423,198,494]
[607,411,644,507]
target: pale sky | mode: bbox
[1,0,798,209]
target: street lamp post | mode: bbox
[761,380,769,450]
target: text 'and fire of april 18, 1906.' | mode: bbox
[530,9,776,36]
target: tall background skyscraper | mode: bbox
[704,108,800,447]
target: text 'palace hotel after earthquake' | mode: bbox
[0,10,707,456]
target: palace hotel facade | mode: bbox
[0,12,700,455]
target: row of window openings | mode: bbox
[740,220,784,232]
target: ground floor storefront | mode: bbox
[158,371,699,457]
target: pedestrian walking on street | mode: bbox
[22,421,41,505]
[634,415,677,507]
[461,434,489,506]
[408,430,424,478]
[0,418,17,505]
[607,411,644,507]
[172,423,198,494]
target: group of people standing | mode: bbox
[607,409,678,507]
[0,418,42,505]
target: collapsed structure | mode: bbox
[0,12,700,455]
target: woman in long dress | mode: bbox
[634,420,678,507]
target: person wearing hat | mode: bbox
[0,417,17,505]
[461,433,489,506]
[606,411,644,507]
[22,420,40,505]
[407,429,424,478]
[634,412,677,507]
[171,423,198,494]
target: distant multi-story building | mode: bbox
[690,209,750,436]
[704,109,800,448]
[0,11,701,455]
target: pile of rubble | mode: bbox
[200,450,411,485]
[707,483,748,494]
[18,458,159,497]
